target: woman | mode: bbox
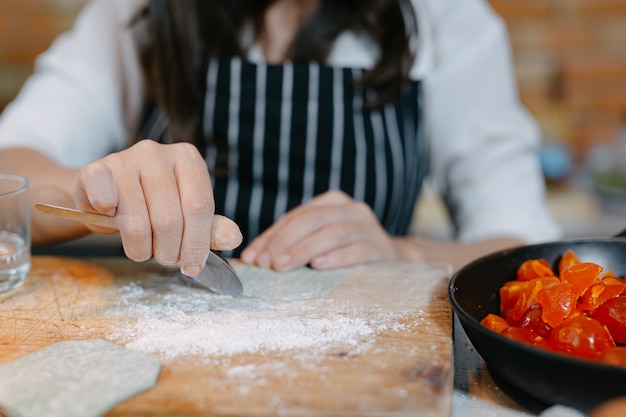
[0,0,561,277]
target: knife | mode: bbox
[34,203,243,296]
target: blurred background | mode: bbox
[0,0,84,111]
[1,0,626,242]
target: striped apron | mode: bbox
[139,57,427,257]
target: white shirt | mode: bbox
[0,0,562,244]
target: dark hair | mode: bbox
[133,0,418,149]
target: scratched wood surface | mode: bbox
[0,256,453,417]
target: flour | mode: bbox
[104,276,410,361]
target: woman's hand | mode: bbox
[72,140,242,277]
[241,190,403,271]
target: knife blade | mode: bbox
[34,203,243,296]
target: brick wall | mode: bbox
[1,0,625,164]
[0,0,85,111]
[490,0,626,162]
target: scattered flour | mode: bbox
[103,276,410,361]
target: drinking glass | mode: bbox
[0,173,30,293]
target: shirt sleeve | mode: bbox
[412,0,562,244]
[0,0,145,168]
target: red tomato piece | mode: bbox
[537,281,578,328]
[516,303,552,339]
[502,276,559,324]
[550,315,615,359]
[593,295,626,344]
[596,346,626,367]
[560,262,603,298]
[558,249,581,276]
[480,313,509,333]
[501,327,550,350]
[581,277,626,312]
[500,280,525,318]
[517,258,555,281]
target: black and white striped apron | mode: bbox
[139,57,427,257]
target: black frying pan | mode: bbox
[448,233,626,413]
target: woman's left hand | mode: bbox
[240,190,404,271]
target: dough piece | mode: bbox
[235,264,349,301]
[0,339,161,417]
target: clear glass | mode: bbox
[0,174,30,293]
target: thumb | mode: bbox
[210,214,243,251]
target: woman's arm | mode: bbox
[393,235,523,271]
[0,148,86,245]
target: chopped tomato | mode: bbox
[516,303,552,339]
[517,258,554,281]
[501,327,550,350]
[550,315,615,359]
[593,295,626,344]
[581,277,626,312]
[480,313,509,333]
[501,276,560,324]
[499,280,525,318]
[536,281,578,328]
[560,262,603,297]
[558,249,581,275]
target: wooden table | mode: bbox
[0,256,454,417]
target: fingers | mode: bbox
[172,144,213,275]
[72,140,242,274]
[308,239,393,269]
[170,146,243,274]
[211,215,243,250]
[242,190,350,261]
[100,144,163,263]
[241,190,398,271]
[274,220,395,271]
[75,156,153,262]
[73,161,119,218]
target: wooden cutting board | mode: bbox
[0,256,453,417]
